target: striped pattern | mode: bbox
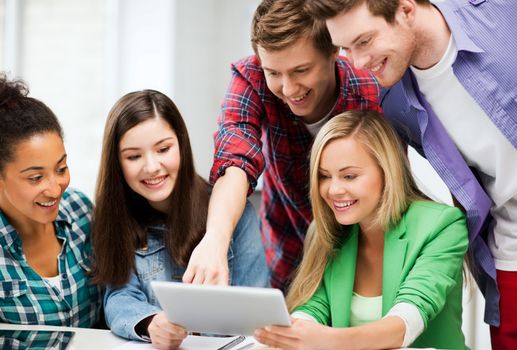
[0,188,102,327]
[380,0,516,326]
[210,55,380,290]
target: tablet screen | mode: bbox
[0,329,75,350]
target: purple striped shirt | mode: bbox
[381,0,516,326]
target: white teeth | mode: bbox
[143,176,165,185]
[38,200,57,207]
[291,91,309,102]
[335,200,355,208]
[370,60,384,73]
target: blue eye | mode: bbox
[344,174,357,180]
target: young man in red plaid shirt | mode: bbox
[182,0,380,291]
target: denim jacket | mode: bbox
[104,200,269,340]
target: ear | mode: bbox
[397,0,417,26]
[333,47,340,60]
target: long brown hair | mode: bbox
[287,110,425,310]
[92,90,209,286]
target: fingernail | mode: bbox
[265,326,272,331]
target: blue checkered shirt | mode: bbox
[0,188,102,327]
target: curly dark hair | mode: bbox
[0,72,63,174]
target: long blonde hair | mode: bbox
[287,110,425,311]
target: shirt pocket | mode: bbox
[0,280,38,324]
[135,243,166,282]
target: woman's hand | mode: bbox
[182,233,230,285]
[147,312,187,350]
[254,318,333,350]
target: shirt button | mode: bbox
[62,274,68,279]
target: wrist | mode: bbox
[135,314,155,337]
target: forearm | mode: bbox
[330,316,405,350]
[205,166,250,245]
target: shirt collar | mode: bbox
[432,0,484,54]
[0,204,74,248]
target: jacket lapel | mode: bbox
[382,217,408,314]
[330,225,359,327]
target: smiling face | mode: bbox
[326,2,416,87]
[318,135,384,230]
[258,35,338,123]
[0,132,70,228]
[119,116,180,213]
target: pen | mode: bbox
[217,335,246,350]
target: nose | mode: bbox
[328,178,345,197]
[281,76,297,98]
[349,50,371,70]
[43,176,62,198]
[143,153,160,174]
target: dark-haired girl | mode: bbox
[0,73,101,327]
[92,90,269,349]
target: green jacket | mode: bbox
[296,201,468,349]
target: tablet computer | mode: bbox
[151,281,291,336]
[0,329,75,350]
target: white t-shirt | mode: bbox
[411,37,517,271]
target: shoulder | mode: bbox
[59,188,93,221]
[231,55,265,85]
[336,56,379,103]
[336,56,378,85]
[57,188,93,239]
[405,201,464,220]
[402,201,467,241]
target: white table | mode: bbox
[0,323,127,349]
[0,323,259,350]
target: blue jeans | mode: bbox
[104,200,270,340]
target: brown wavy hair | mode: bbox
[251,0,337,57]
[92,90,209,286]
[305,0,431,24]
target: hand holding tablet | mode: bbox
[151,281,291,336]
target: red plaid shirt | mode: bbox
[210,55,380,290]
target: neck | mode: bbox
[303,69,339,124]
[358,223,384,249]
[411,4,451,69]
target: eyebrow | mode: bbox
[319,166,360,173]
[120,137,175,153]
[262,63,311,73]
[20,154,67,173]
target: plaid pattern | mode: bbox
[210,55,380,290]
[0,329,74,350]
[0,188,102,327]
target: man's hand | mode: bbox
[182,232,230,285]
